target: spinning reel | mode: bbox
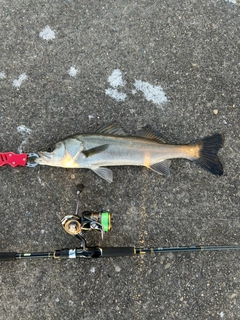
[1,183,240,261]
[61,184,112,249]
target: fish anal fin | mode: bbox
[136,125,166,144]
[92,167,113,183]
[82,144,109,158]
[96,122,127,136]
[150,160,171,176]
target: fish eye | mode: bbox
[46,145,54,152]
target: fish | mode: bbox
[35,122,224,183]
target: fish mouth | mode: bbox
[34,151,53,164]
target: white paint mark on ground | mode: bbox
[68,66,78,77]
[115,265,121,272]
[107,69,126,88]
[105,69,168,106]
[17,141,27,153]
[13,73,27,88]
[17,125,32,135]
[0,72,6,79]
[37,175,45,187]
[226,0,236,3]
[220,311,225,318]
[39,25,55,41]
[106,69,127,102]
[105,88,127,102]
[131,89,137,95]
[17,125,32,153]
[133,80,168,107]
[90,267,95,274]
[88,115,94,120]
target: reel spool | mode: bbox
[83,211,112,233]
[61,212,112,237]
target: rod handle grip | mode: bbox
[101,247,135,257]
[0,252,16,261]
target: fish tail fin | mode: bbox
[191,134,224,176]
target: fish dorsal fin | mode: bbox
[136,125,166,143]
[82,144,109,158]
[96,122,127,136]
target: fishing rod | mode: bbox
[1,184,239,262]
[2,244,240,261]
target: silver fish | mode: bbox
[35,122,224,183]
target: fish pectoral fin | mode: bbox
[82,144,109,158]
[96,122,127,135]
[136,125,166,143]
[92,167,113,183]
[150,160,171,176]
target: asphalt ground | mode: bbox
[0,1,239,319]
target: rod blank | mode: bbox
[1,244,240,262]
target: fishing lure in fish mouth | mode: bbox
[35,122,224,182]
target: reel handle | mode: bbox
[76,184,84,193]
[75,184,84,216]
